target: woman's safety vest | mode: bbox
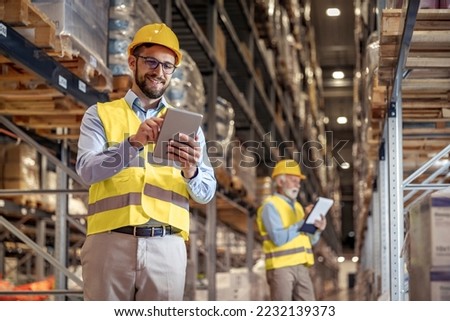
[256,195,314,270]
[86,98,190,240]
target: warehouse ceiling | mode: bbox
[309,0,359,247]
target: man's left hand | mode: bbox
[314,215,327,232]
[167,133,201,179]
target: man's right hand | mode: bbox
[129,116,164,148]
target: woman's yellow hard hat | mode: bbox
[128,23,183,66]
[272,159,306,179]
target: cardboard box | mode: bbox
[409,188,450,300]
[430,190,450,266]
[430,268,450,301]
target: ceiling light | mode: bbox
[340,162,350,170]
[337,116,347,124]
[352,256,359,263]
[337,256,345,263]
[326,8,341,17]
[332,71,345,79]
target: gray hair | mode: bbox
[273,174,286,192]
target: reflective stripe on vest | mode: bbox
[88,185,189,214]
[256,195,315,270]
[264,247,313,259]
[86,99,190,239]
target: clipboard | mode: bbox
[298,197,334,233]
[153,107,203,159]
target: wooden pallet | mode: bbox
[0,0,117,141]
[0,0,56,48]
[0,0,111,90]
[369,7,450,207]
[376,9,450,132]
[379,9,450,85]
[0,89,86,141]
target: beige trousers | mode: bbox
[81,231,186,300]
[266,264,315,301]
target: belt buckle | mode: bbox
[150,226,155,237]
[161,226,166,237]
[133,226,138,237]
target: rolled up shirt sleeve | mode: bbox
[309,231,321,246]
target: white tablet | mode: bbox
[299,197,334,233]
[153,107,203,159]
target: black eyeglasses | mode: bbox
[134,56,177,74]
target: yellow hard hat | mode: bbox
[128,23,183,66]
[272,159,306,179]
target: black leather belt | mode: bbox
[112,225,177,237]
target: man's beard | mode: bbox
[134,66,168,99]
[283,187,299,201]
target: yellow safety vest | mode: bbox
[256,195,314,270]
[86,98,190,240]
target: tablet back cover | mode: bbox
[153,108,203,159]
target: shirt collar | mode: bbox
[124,89,168,113]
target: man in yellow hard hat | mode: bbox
[76,23,216,300]
[256,159,326,300]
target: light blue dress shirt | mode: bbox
[261,193,321,247]
[76,90,216,206]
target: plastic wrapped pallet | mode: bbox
[0,142,40,207]
[166,50,206,114]
[31,0,112,90]
[108,0,161,76]
[205,98,236,195]
[203,97,236,193]
[211,97,235,147]
[40,171,88,214]
[230,141,257,205]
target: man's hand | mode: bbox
[167,133,201,179]
[314,215,327,232]
[129,116,165,148]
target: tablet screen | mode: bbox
[298,197,334,233]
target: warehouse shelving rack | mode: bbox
[358,0,450,300]
[0,0,341,300]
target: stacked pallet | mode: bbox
[0,0,111,142]
[376,8,450,208]
[378,9,450,125]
